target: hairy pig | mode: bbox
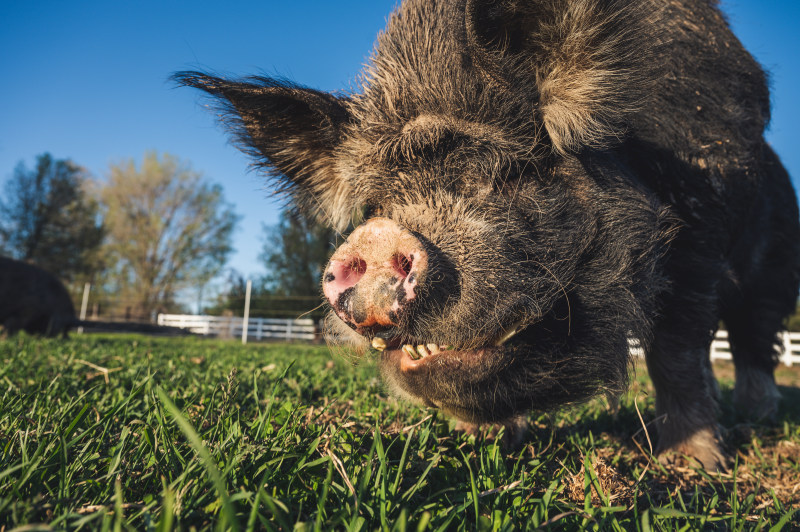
[176,0,800,469]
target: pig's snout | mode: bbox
[323,218,427,332]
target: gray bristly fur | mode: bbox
[175,0,800,470]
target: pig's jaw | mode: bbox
[375,313,530,367]
[369,313,532,376]
[379,342,523,421]
[370,315,528,358]
[373,303,630,425]
[383,344,498,371]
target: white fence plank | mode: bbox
[241,279,252,345]
[783,332,800,367]
[157,314,316,341]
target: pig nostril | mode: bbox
[345,258,367,282]
[326,257,367,292]
[392,253,413,279]
[323,256,367,308]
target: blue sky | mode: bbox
[1,1,798,280]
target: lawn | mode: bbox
[1,334,798,530]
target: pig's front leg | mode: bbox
[645,262,728,470]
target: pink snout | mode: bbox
[323,218,428,331]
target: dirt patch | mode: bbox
[566,453,634,505]
[576,429,800,510]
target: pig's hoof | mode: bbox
[657,427,729,471]
[733,368,780,422]
[454,418,528,451]
[454,420,481,437]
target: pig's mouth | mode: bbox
[380,343,506,375]
[371,310,604,424]
[370,316,531,371]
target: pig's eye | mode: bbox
[362,204,383,220]
[494,161,525,190]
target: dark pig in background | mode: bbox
[0,259,196,338]
[0,257,76,337]
[176,0,800,469]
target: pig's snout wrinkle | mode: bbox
[323,217,428,332]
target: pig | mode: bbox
[0,257,77,337]
[175,0,800,469]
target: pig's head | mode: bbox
[176,0,673,423]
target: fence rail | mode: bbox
[709,330,800,367]
[630,331,800,366]
[157,313,800,366]
[157,314,316,341]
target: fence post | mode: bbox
[257,318,263,341]
[782,331,793,367]
[286,320,293,341]
[77,282,90,334]
[242,280,252,345]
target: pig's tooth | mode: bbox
[494,329,515,346]
[494,319,528,346]
[372,337,387,351]
[427,343,440,354]
[416,344,430,357]
[403,344,420,359]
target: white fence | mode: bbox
[157,314,316,341]
[157,314,800,365]
[630,331,800,367]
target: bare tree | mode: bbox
[100,152,239,318]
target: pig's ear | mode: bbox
[465,0,661,154]
[174,72,354,228]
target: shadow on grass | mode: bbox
[777,385,800,419]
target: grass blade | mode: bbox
[156,386,241,532]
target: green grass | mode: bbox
[1,334,799,530]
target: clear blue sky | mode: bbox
[1,1,798,280]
